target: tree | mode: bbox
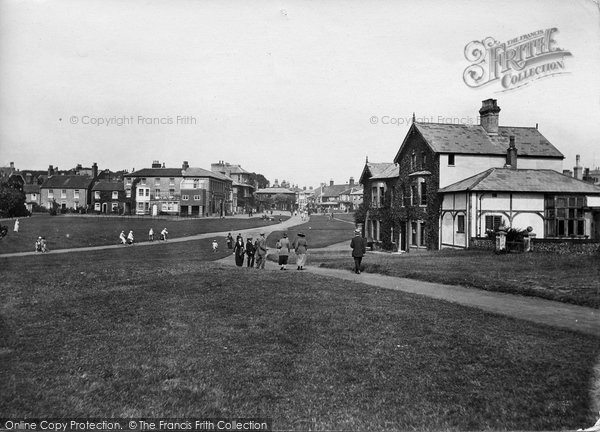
[273,193,294,210]
[249,172,270,189]
[0,183,28,217]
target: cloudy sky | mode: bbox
[1,0,598,187]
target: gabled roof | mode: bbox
[41,175,93,189]
[127,168,183,177]
[439,168,600,194]
[394,122,564,163]
[319,184,349,197]
[23,184,40,193]
[92,181,124,191]
[183,168,232,182]
[256,187,295,194]
[359,162,399,184]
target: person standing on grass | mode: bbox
[350,228,367,274]
[119,230,127,245]
[13,219,19,233]
[294,232,308,270]
[276,233,291,270]
[255,233,268,269]
[161,227,168,241]
[233,235,245,266]
[226,233,233,250]
[148,228,154,241]
[245,236,255,267]
[127,230,134,245]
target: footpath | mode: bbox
[2,214,598,336]
[217,242,600,337]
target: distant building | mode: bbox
[91,180,126,214]
[255,187,296,212]
[211,161,255,213]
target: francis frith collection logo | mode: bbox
[463,28,572,91]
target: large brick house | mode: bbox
[362,99,565,251]
[91,181,126,214]
[211,161,255,213]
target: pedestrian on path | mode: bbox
[13,219,19,233]
[294,232,308,270]
[350,228,367,274]
[245,236,255,267]
[226,233,233,250]
[276,233,291,270]
[233,236,245,266]
[160,227,168,241]
[148,228,154,241]
[119,230,127,245]
[127,230,134,245]
[255,233,268,269]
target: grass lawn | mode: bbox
[266,214,355,249]
[332,212,356,223]
[0,214,289,254]
[1,242,599,431]
[314,248,600,309]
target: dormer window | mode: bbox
[448,154,455,166]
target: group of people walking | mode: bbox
[228,231,308,270]
[119,227,168,245]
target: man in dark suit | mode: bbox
[350,229,367,274]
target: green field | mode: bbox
[1,242,599,430]
[0,214,289,253]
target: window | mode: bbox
[421,152,427,167]
[94,203,101,211]
[155,178,161,185]
[61,189,67,198]
[411,152,416,170]
[448,154,455,166]
[545,195,586,237]
[457,215,465,233]
[169,178,175,186]
[94,191,100,200]
[420,182,427,206]
[126,189,131,198]
[379,186,385,207]
[411,185,417,206]
[48,189,54,198]
[194,195,201,200]
[111,203,118,211]
[137,202,144,210]
[141,178,146,185]
[419,222,426,246]
[155,189,161,195]
[145,189,150,197]
[31,193,37,200]
[169,188,175,196]
[126,178,131,185]
[485,215,503,232]
[74,190,80,200]
[182,195,189,200]
[112,191,118,199]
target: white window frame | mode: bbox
[94,191,100,200]
[112,191,118,199]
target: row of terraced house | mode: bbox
[7,160,258,217]
[359,99,600,251]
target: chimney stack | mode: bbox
[349,177,355,186]
[9,162,14,169]
[330,179,334,186]
[182,161,189,170]
[574,155,583,180]
[92,162,98,179]
[563,169,573,177]
[48,165,54,176]
[152,160,161,168]
[506,136,517,169]
[479,99,501,134]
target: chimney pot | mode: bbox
[574,155,583,180]
[506,136,517,169]
[330,180,334,186]
[479,99,501,134]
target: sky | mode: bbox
[0,0,599,188]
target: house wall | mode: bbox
[439,154,563,188]
[440,192,468,248]
[40,187,88,210]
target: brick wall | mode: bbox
[469,237,495,250]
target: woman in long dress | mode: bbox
[294,232,308,270]
[233,236,245,267]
